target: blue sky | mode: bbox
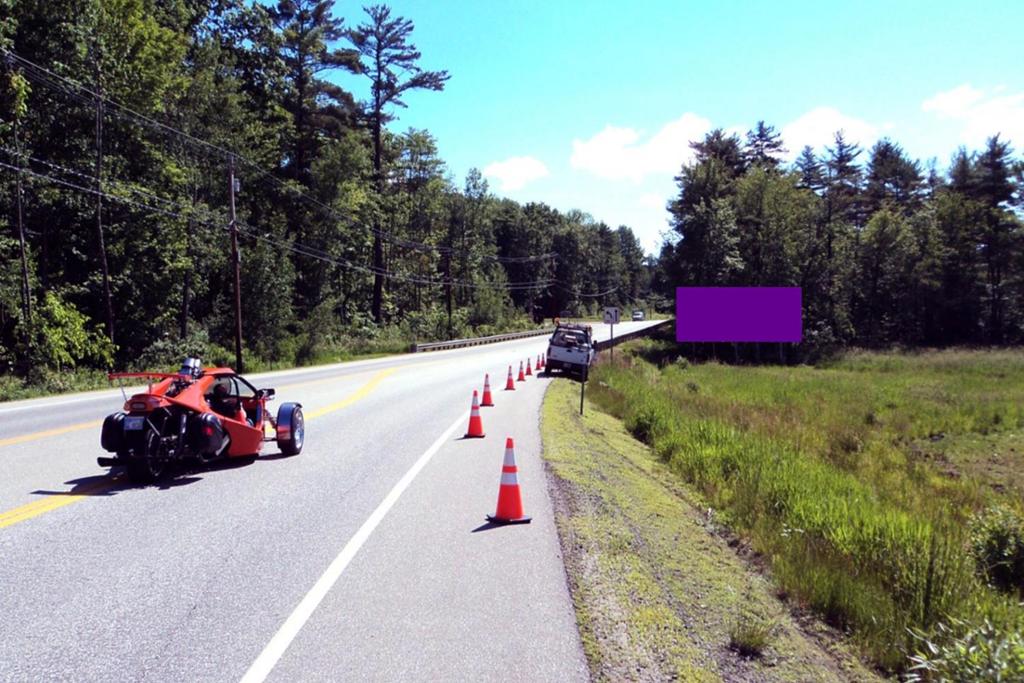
[337,0,1024,253]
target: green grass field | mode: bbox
[542,380,877,681]
[586,342,1024,676]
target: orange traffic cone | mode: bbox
[481,374,495,407]
[487,438,531,525]
[538,354,544,370]
[465,391,485,438]
[517,361,526,382]
[504,365,515,391]
[525,358,533,376]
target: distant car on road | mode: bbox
[99,357,304,483]
[631,309,645,321]
[546,323,595,377]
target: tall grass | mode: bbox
[590,346,1024,673]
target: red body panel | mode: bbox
[113,369,269,457]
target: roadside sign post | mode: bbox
[603,307,620,364]
[580,363,587,416]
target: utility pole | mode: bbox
[93,50,115,346]
[228,156,243,372]
[13,117,30,326]
[180,183,197,339]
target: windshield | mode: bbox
[551,329,589,347]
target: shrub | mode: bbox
[728,616,774,658]
[907,619,1024,682]
[31,291,115,370]
[135,329,217,371]
[970,506,1024,595]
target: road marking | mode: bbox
[0,394,123,415]
[239,409,470,683]
[0,420,103,448]
[0,369,398,531]
[0,477,118,529]
[275,367,381,392]
[300,367,397,417]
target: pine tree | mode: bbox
[825,131,863,226]
[269,0,360,187]
[349,4,449,323]
[795,146,826,193]
[691,128,746,177]
[864,138,923,215]
[743,120,786,169]
[949,148,973,194]
[971,136,1019,341]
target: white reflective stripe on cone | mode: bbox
[503,449,516,467]
[500,472,519,486]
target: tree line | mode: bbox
[652,123,1024,354]
[3,2,1022,383]
[0,0,649,379]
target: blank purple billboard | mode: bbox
[676,287,802,342]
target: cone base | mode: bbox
[481,401,495,407]
[464,433,486,438]
[486,514,532,525]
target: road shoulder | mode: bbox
[541,379,879,682]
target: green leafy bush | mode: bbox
[31,291,115,370]
[907,619,1024,682]
[135,329,218,371]
[970,506,1024,595]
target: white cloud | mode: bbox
[781,106,878,157]
[570,112,712,182]
[482,156,549,191]
[922,84,1024,148]
[922,84,985,119]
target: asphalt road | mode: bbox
[0,320,661,681]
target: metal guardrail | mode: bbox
[593,319,673,352]
[412,319,672,353]
[411,327,556,353]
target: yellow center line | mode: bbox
[0,367,399,531]
[273,366,385,392]
[304,367,397,419]
[0,478,118,529]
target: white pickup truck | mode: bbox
[546,323,595,377]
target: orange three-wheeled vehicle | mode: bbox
[99,357,303,483]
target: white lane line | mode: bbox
[0,392,129,415]
[239,408,471,683]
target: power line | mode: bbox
[1,49,617,298]
[0,156,555,291]
[554,282,620,298]
[240,227,553,291]
[3,48,556,264]
[0,160,216,228]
